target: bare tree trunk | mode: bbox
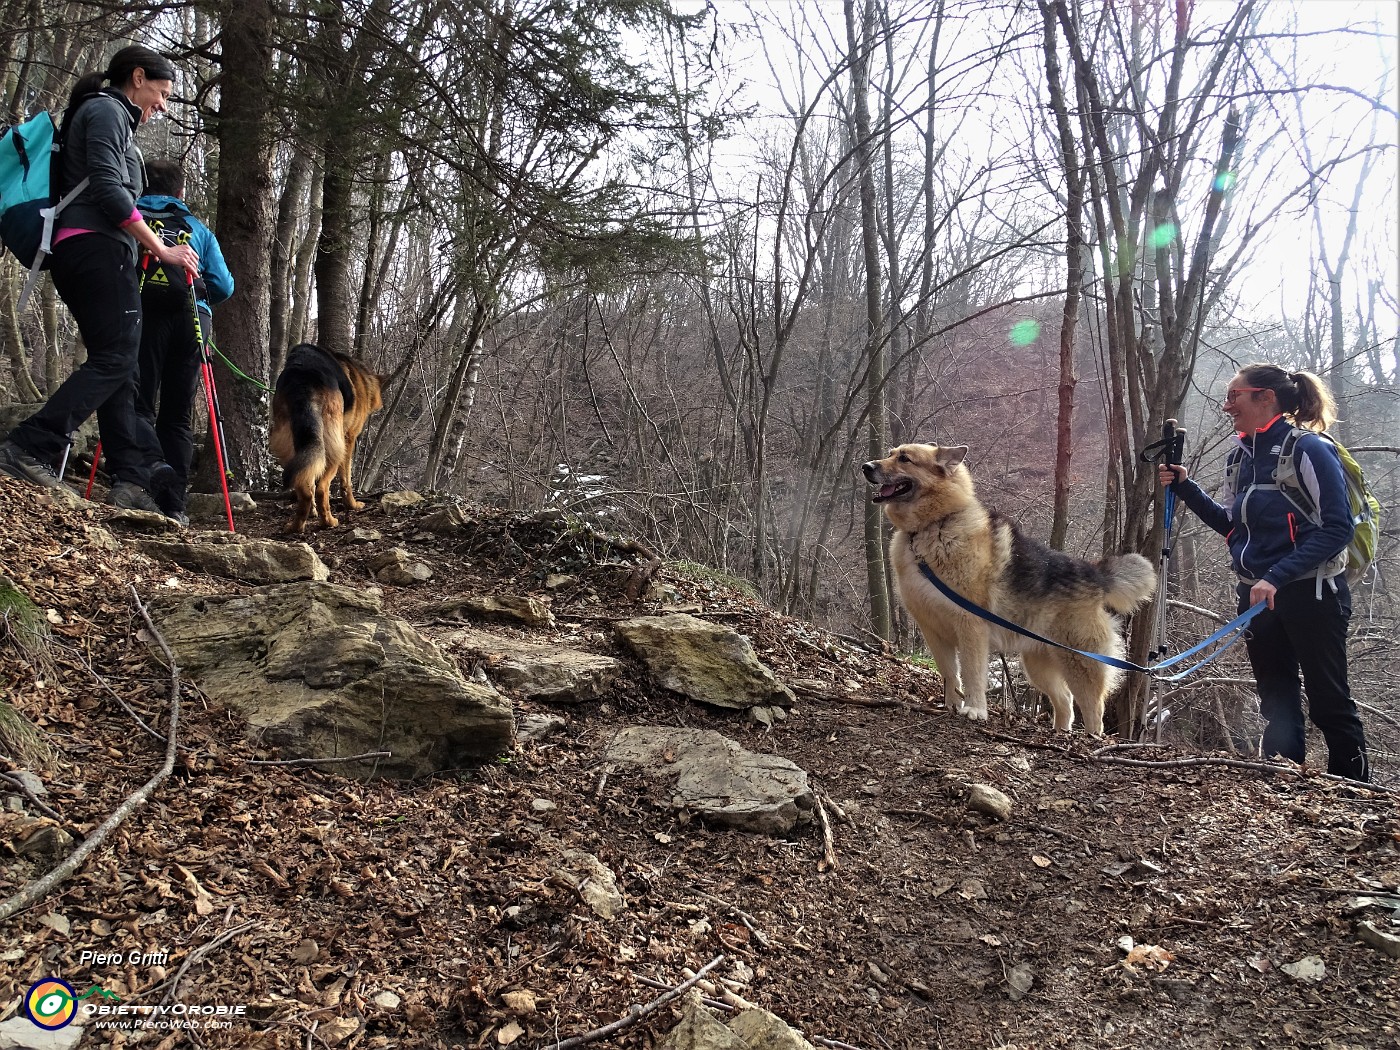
[0,282,41,401]
[207,0,275,487]
[269,146,313,367]
[845,0,891,639]
[1039,1,1084,552]
[288,165,323,349]
[314,160,355,353]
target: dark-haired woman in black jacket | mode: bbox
[0,45,199,517]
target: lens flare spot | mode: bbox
[1214,171,1238,192]
[1009,319,1040,346]
[1147,223,1178,249]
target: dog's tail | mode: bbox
[1099,553,1157,614]
[269,389,329,491]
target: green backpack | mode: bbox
[1273,429,1381,586]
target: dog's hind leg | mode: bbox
[284,460,322,534]
[314,468,339,528]
[1022,649,1076,732]
[339,443,364,511]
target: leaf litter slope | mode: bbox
[0,478,1396,1049]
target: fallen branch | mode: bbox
[0,585,181,924]
[539,955,725,1050]
[979,728,1083,759]
[636,975,731,1012]
[243,751,392,767]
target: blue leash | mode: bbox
[914,560,1265,683]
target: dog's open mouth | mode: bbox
[871,477,914,503]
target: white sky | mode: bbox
[679,0,1399,359]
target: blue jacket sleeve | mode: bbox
[1261,434,1354,588]
[190,216,234,306]
[1171,477,1232,538]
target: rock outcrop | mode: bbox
[605,726,812,834]
[614,614,795,711]
[150,581,512,778]
[128,532,329,583]
[444,627,620,702]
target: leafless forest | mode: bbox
[2,0,1396,749]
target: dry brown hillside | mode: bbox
[1,478,1398,1050]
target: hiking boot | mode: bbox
[0,439,63,488]
[109,480,163,514]
[148,463,187,523]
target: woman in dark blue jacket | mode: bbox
[0,45,199,514]
[1159,364,1368,782]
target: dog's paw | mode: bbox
[346,499,365,512]
[321,515,340,528]
[956,702,989,722]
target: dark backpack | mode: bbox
[138,204,206,307]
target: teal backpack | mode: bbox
[0,109,93,310]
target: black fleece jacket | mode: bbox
[54,88,143,259]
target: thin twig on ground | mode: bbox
[152,920,258,1003]
[0,585,181,924]
[539,955,725,1050]
[815,794,839,872]
[0,769,64,822]
[60,639,170,744]
[694,890,772,949]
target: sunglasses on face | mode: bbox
[1222,387,1266,405]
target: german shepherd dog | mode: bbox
[863,444,1155,734]
[269,343,385,534]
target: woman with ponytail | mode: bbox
[0,44,200,517]
[1158,363,1369,782]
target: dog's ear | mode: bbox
[936,445,969,471]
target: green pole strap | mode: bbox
[208,340,271,392]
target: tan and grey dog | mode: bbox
[863,443,1155,733]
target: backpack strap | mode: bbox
[16,175,89,312]
[17,94,134,312]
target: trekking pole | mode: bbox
[186,277,235,533]
[1146,418,1186,742]
[84,442,100,498]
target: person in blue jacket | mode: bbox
[0,45,199,512]
[133,158,234,524]
[1159,364,1368,782]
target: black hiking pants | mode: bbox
[8,234,166,488]
[1238,576,1369,782]
[136,303,211,513]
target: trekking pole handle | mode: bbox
[1165,419,1186,468]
